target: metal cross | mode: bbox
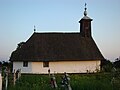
[85,3,87,8]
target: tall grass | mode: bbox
[70,74,113,90]
[7,73,120,90]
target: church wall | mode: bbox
[13,62,32,73]
[13,60,101,74]
[49,60,100,73]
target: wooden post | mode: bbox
[13,69,16,85]
[19,69,21,78]
[4,67,8,90]
[48,69,50,77]
[17,69,20,80]
[0,73,2,90]
[5,72,8,90]
[52,74,58,88]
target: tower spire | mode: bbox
[84,3,87,16]
[79,3,93,37]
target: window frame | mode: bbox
[23,61,28,67]
[43,61,49,67]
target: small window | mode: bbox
[43,62,49,67]
[23,61,28,67]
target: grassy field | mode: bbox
[7,73,120,90]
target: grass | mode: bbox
[7,73,120,90]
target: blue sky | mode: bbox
[0,0,120,62]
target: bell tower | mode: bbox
[79,3,93,37]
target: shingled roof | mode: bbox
[10,32,104,62]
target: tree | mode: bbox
[0,61,2,70]
[101,59,113,72]
[114,57,120,69]
[0,61,2,65]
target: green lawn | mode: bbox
[7,73,120,90]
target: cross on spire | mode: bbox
[85,3,87,9]
[84,3,87,16]
[34,25,36,32]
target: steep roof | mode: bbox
[10,32,104,62]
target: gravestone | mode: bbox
[16,69,21,80]
[50,74,58,88]
[52,74,58,88]
[61,72,72,90]
[13,69,22,85]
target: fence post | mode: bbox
[0,73,2,90]
[13,69,16,85]
[48,69,50,77]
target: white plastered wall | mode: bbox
[13,60,100,74]
[13,62,32,73]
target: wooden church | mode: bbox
[10,5,104,74]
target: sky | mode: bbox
[0,0,120,62]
